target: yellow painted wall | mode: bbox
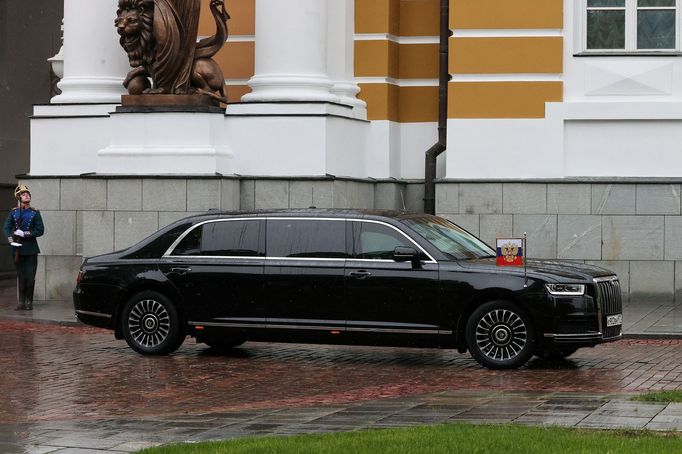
[357,84,439,122]
[450,37,563,74]
[358,84,400,121]
[451,0,563,29]
[400,0,440,36]
[355,41,400,78]
[213,41,255,80]
[355,0,400,35]
[449,82,563,118]
[355,0,565,121]
[199,0,255,36]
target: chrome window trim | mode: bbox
[266,257,347,262]
[163,216,437,264]
[165,255,264,261]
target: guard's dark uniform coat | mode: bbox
[3,207,44,309]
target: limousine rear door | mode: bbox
[263,218,347,333]
[161,219,266,325]
[344,220,443,336]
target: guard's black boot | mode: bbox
[24,283,34,311]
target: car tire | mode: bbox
[466,300,535,369]
[203,335,247,351]
[121,291,184,355]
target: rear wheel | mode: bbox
[466,300,535,369]
[121,291,184,355]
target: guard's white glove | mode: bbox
[13,230,24,237]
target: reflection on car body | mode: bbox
[73,209,622,369]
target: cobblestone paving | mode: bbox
[2,320,682,424]
[3,320,682,452]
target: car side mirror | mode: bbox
[393,246,421,268]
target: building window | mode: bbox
[585,0,678,51]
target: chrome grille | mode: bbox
[594,276,623,339]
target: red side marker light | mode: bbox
[330,330,340,335]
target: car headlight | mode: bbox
[545,283,585,296]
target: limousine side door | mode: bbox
[344,220,442,336]
[160,219,266,325]
[263,218,347,334]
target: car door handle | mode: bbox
[170,266,192,275]
[349,270,372,279]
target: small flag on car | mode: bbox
[496,238,524,267]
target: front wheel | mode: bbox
[121,291,184,355]
[466,300,535,369]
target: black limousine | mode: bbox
[73,210,622,369]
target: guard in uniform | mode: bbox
[2,185,44,310]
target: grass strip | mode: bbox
[138,423,682,454]
[631,390,682,403]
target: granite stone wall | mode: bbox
[30,176,674,305]
[436,182,682,304]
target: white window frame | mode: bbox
[582,0,680,53]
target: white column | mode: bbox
[52,0,129,104]
[242,0,337,103]
[327,0,366,116]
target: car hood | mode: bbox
[453,258,616,283]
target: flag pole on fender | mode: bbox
[523,232,528,288]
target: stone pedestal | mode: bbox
[226,102,368,177]
[97,107,233,175]
[30,104,118,175]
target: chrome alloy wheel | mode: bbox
[474,309,528,361]
[127,299,171,348]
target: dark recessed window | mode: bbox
[266,219,347,258]
[173,220,263,257]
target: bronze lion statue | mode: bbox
[115,0,228,103]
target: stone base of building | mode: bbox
[20,176,680,305]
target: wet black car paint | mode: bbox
[73,210,621,361]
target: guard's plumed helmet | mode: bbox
[14,185,30,199]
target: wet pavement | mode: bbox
[2,279,682,452]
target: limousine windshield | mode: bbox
[403,216,496,260]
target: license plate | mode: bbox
[606,314,622,327]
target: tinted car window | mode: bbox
[126,222,193,259]
[267,219,347,258]
[172,220,263,256]
[352,221,415,260]
[402,215,495,260]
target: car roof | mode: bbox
[181,208,431,223]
